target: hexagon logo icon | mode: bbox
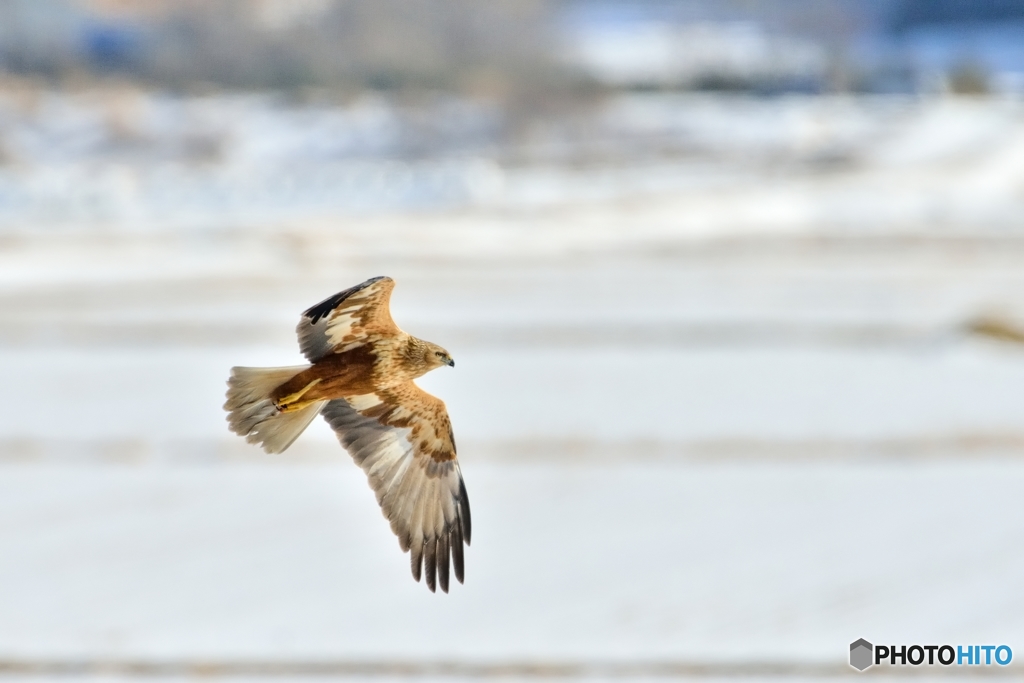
[850,639,873,671]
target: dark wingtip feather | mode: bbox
[459,478,472,545]
[411,541,423,583]
[303,276,388,324]
[438,533,450,593]
[451,524,465,584]
[424,539,437,593]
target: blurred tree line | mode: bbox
[2,0,1016,101]
[0,0,569,98]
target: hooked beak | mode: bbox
[446,357,455,367]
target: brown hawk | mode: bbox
[224,276,470,593]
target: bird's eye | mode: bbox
[435,352,443,357]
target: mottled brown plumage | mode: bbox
[224,276,469,593]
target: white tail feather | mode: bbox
[224,365,325,454]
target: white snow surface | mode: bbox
[2,460,1021,663]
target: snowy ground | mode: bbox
[1,89,1023,680]
[2,460,1022,665]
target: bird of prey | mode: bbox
[223,276,470,593]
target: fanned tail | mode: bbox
[224,365,325,454]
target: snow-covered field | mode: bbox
[1,88,1023,680]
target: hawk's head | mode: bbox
[406,337,455,374]
[426,342,455,369]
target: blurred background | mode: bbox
[1,0,1024,680]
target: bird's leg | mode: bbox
[275,378,322,413]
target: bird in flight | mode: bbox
[223,276,470,593]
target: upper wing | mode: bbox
[321,382,471,593]
[297,276,399,362]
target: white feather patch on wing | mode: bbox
[296,277,396,362]
[347,393,384,411]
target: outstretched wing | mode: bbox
[297,276,399,362]
[321,382,471,593]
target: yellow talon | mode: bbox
[276,379,322,412]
